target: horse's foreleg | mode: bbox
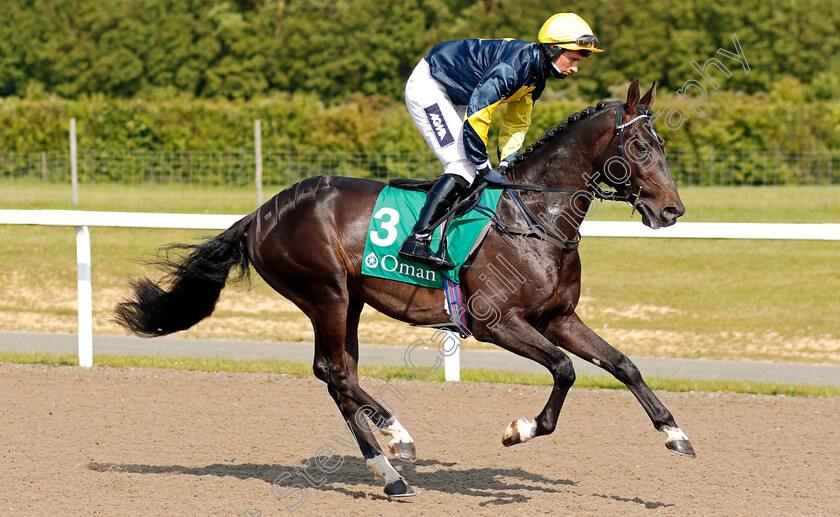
[477,315,576,446]
[546,313,696,457]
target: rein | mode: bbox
[484,102,651,248]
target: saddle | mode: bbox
[389,177,485,220]
[390,176,581,252]
[382,176,576,338]
[387,177,437,192]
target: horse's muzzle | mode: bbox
[638,201,684,229]
[660,203,685,227]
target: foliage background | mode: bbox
[1,0,839,155]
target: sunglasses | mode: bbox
[556,34,599,49]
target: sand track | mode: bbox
[1,363,838,516]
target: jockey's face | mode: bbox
[554,50,586,75]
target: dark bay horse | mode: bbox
[115,80,693,498]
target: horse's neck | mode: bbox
[502,125,601,233]
[506,124,599,191]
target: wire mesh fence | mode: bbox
[667,149,840,186]
[1,148,839,210]
[0,149,443,186]
[3,148,839,186]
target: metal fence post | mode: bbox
[70,119,78,205]
[255,120,263,207]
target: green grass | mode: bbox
[1,183,838,364]
[3,351,837,398]
[4,179,840,221]
[580,238,840,335]
[0,179,262,213]
[589,185,840,223]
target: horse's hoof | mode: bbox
[384,478,416,498]
[502,418,536,447]
[666,439,696,457]
[661,425,696,457]
[390,442,417,462]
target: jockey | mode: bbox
[399,13,602,270]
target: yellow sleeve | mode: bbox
[498,93,534,161]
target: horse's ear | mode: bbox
[640,81,657,110]
[625,79,640,113]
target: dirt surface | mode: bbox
[2,363,838,516]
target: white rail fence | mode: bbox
[2,209,840,378]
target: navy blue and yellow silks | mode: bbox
[425,39,548,167]
[362,186,503,288]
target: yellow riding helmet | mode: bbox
[538,13,603,53]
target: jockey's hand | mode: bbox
[498,160,510,176]
[477,164,506,185]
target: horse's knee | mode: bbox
[614,355,643,385]
[313,358,330,383]
[549,354,576,386]
[328,363,356,394]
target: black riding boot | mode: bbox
[398,173,469,270]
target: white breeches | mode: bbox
[405,59,478,185]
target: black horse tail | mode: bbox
[114,212,257,337]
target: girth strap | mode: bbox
[499,188,580,250]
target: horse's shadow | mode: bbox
[88,456,673,509]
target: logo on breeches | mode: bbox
[424,104,455,148]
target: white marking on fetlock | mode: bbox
[380,418,414,449]
[662,425,689,443]
[503,418,537,445]
[366,454,401,485]
[515,418,537,442]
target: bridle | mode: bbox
[592,102,651,210]
[490,102,651,204]
[464,102,655,248]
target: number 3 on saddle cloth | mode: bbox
[361,183,504,337]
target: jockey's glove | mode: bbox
[477,164,506,185]
[498,161,510,176]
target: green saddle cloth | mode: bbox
[361,185,503,288]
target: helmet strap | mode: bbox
[539,44,567,79]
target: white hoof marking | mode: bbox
[380,418,414,448]
[516,418,537,442]
[504,418,537,444]
[366,454,401,485]
[662,425,689,443]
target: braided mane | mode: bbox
[509,100,619,169]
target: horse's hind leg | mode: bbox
[340,297,416,462]
[546,313,696,457]
[314,359,415,497]
[311,297,415,497]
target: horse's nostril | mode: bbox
[662,205,681,220]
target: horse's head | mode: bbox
[597,80,685,229]
[505,81,684,230]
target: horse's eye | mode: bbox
[635,143,649,154]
